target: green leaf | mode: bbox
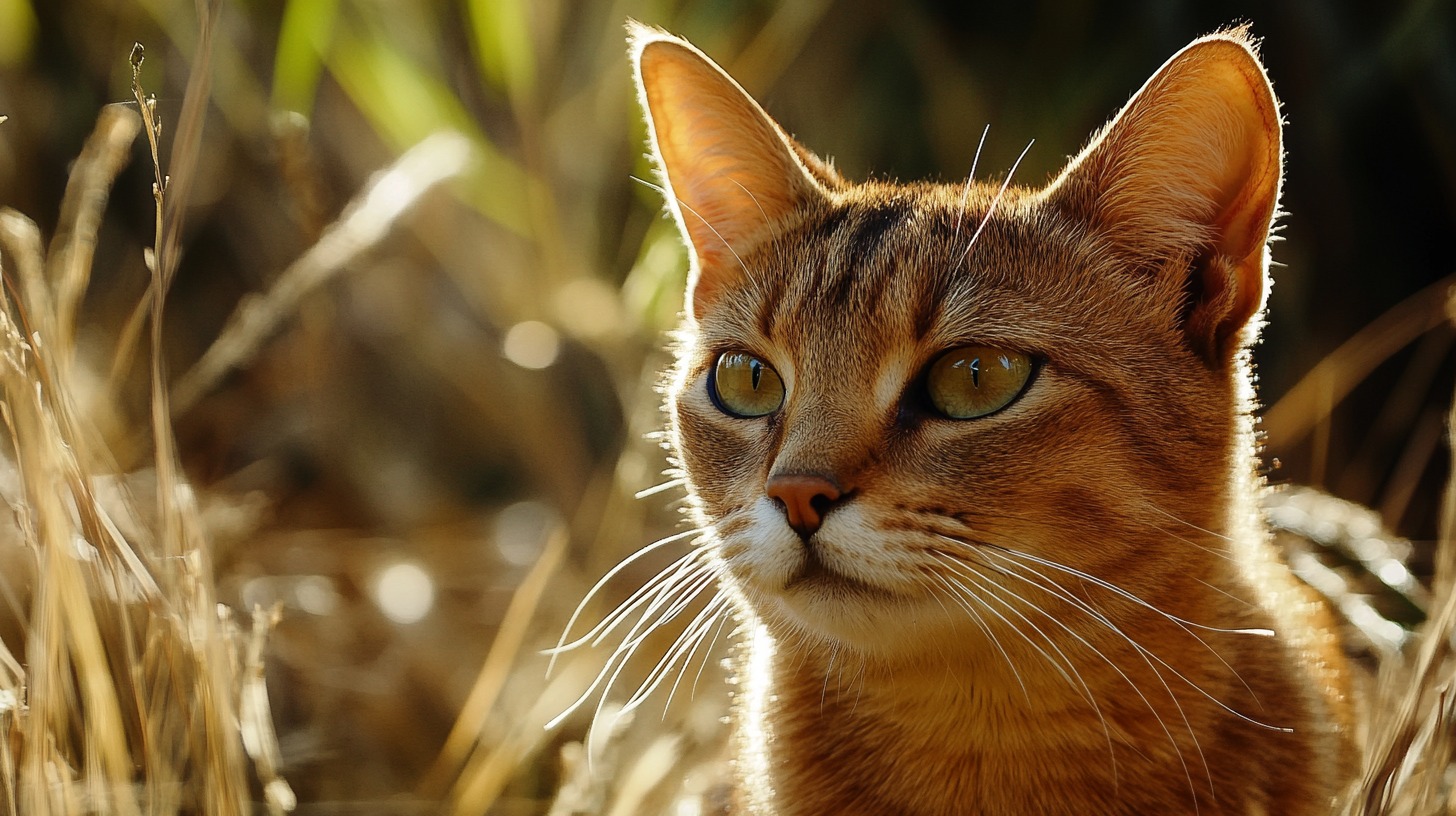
[272,0,340,113]
[466,0,535,104]
[0,0,36,66]
[329,27,533,234]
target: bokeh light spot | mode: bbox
[502,320,561,369]
[373,561,435,624]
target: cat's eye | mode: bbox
[710,351,785,418]
[926,346,1034,419]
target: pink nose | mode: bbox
[766,474,844,539]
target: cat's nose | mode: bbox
[766,474,845,539]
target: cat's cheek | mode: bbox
[812,509,928,591]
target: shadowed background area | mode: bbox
[0,0,1451,812]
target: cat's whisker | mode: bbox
[941,566,1089,710]
[686,604,733,701]
[1149,521,1239,563]
[935,562,1204,810]
[582,563,723,755]
[547,526,707,671]
[942,535,1273,638]
[605,556,721,654]
[953,123,992,235]
[1195,577,1258,609]
[1131,501,1243,564]
[546,555,720,731]
[965,548,1213,807]
[935,553,1120,790]
[820,643,841,712]
[547,536,709,660]
[955,138,1034,269]
[976,541,1280,719]
[1140,501,1238,545]
[631,591,730,716]
[634,477,687,499]
[982,546,1286,733]
[933,551,1174,772]
[728,177,773,235]
[924,569,1032,703]
[935,555,1100,707]
[847,654,869,716]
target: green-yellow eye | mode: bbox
[710,351,785,418]
[926,346,1033,419]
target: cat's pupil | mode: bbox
[968,358,980,388]
[750,359,762,390]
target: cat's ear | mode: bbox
[1046,29,1282,361]
[629,23,831,320]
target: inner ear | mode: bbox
[630,24,829,320]
[1045,30,1282,362]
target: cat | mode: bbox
[610,21,1359,815]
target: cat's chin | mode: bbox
[729,552,967,656]
[746,583,978,658]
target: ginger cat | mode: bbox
[622,22,1357,814]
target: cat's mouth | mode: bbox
[780,548,886,597]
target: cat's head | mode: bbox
[632,24,1282,660]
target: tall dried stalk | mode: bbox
[0,16,294,816]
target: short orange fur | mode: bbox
[630,22,1357,815]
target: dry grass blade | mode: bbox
[154,0,221,291]
[1339,299,1456,812]
[0,22,294,816]
[169,129,474,414]
[421,525,568,798]
[45,106,143,354]
[1263,271,1456,447]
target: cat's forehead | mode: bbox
[688,180,1169,388]
[720,186,1076,348]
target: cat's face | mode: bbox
[637,26,1282,660]
[666,183,1234,657]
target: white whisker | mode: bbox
[953,123,991,235]
[582,561,723,753]
[821,643,840,712]
[925,569,1031,703]
[687,605,732,701]
[1142,501,1237,545]
[955,138,1034,269]
[631,175,761,290]
[634,592,730,715]
[981,545,1285,732]
[964,537,1272,637]
[635,478,687,499]
[547,537,710,662]
[964,547,1209,807]
[546,554,720,731]
[936,553,1120,789]
[547,526,706,672]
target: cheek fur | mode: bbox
[881,380,1158,566]
[673,380,777,520]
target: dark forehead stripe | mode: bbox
[751,199,914,338]
[912,265,950,341]
[820,200,910,309]
[910,207,966,340]
[843,201,909,265]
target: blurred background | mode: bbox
[0,0,1452,812]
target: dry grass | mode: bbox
[0,1,1451,813]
